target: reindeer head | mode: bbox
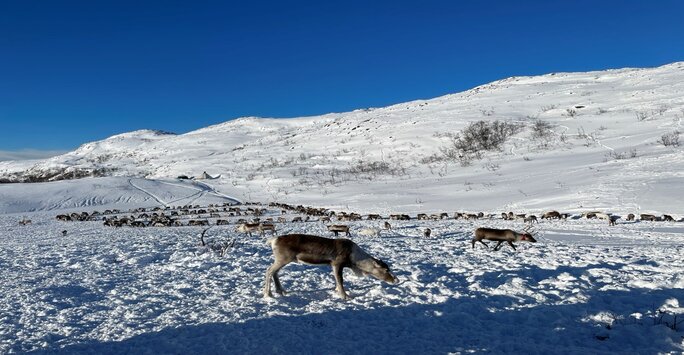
[359,258,397,284]
[522,233,537,243]
[521,226,538,243]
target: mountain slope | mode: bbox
[1,62,683,214]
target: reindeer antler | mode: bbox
[522,224,539,236]
[199,226,213,246]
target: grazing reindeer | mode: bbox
[259,223,277,236]
[327,224,351,237]
[384,221,392,230]
[236,223,261,237]
[663,214,675,222]
[424,228,431,237]
[640,214,658,222]
[472,227,537,251]
[626,213,635,221]
[524,215,538,224]
[263,234,397,299]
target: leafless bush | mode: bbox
[530,119,554,140]
[540,104,557,112]
[659,130,680,147]
[480,107,495,116]
[605,149,638,161]
[596,108,609,115]
[564,108,578,118]
[440,120,523,166]
[419,153,445,164]
[635,111,649,121]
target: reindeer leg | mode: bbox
[263,263,275,298]
[479,240,489,248]
[494,241,503,251]
[332,265,348,299]
[272,268,287,296]
[507,241,517,250]
[264,260,288,298]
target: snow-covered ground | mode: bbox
[1,205,683,353]
[1,63,683,353]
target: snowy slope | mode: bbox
[2,62,684,215]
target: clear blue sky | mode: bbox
[1,0,683,154]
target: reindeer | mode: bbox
[236,223,261,237]
[424,228,432,237]
[259,223,277,236]
[663,214,675,222]
[327,224,351,237]
[640,214,658,222]
[626,213,635,221]
[609,215,620,226]
[384,221,392,230]
[471,227,537,251]
[263,234,397,299]
[524,215,538,224]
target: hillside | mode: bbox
[1,62,683,215]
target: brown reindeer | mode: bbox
[263,234,397,299]
[640,214,658,222]
[472,227,537,251]
[327,224,351,237]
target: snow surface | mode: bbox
[1,63,684,353]
[1,206,683,353]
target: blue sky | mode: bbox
[1,0,683,155]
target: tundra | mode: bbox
[472,227,537,251]
[327,224,351,237]
[263,234,397,299]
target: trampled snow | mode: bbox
[1,63,683,353]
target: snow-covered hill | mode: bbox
[1,62,684,215]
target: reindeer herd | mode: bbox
[44,202,684,299]
[50,203,682,248]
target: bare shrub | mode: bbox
[440,120,523,166]
[635,111,649,121]
[540,104,557,112]
[530,119,554,140]
[659,130,680,147]
[564,108,578,118]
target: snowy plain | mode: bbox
[1,63,683,353]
